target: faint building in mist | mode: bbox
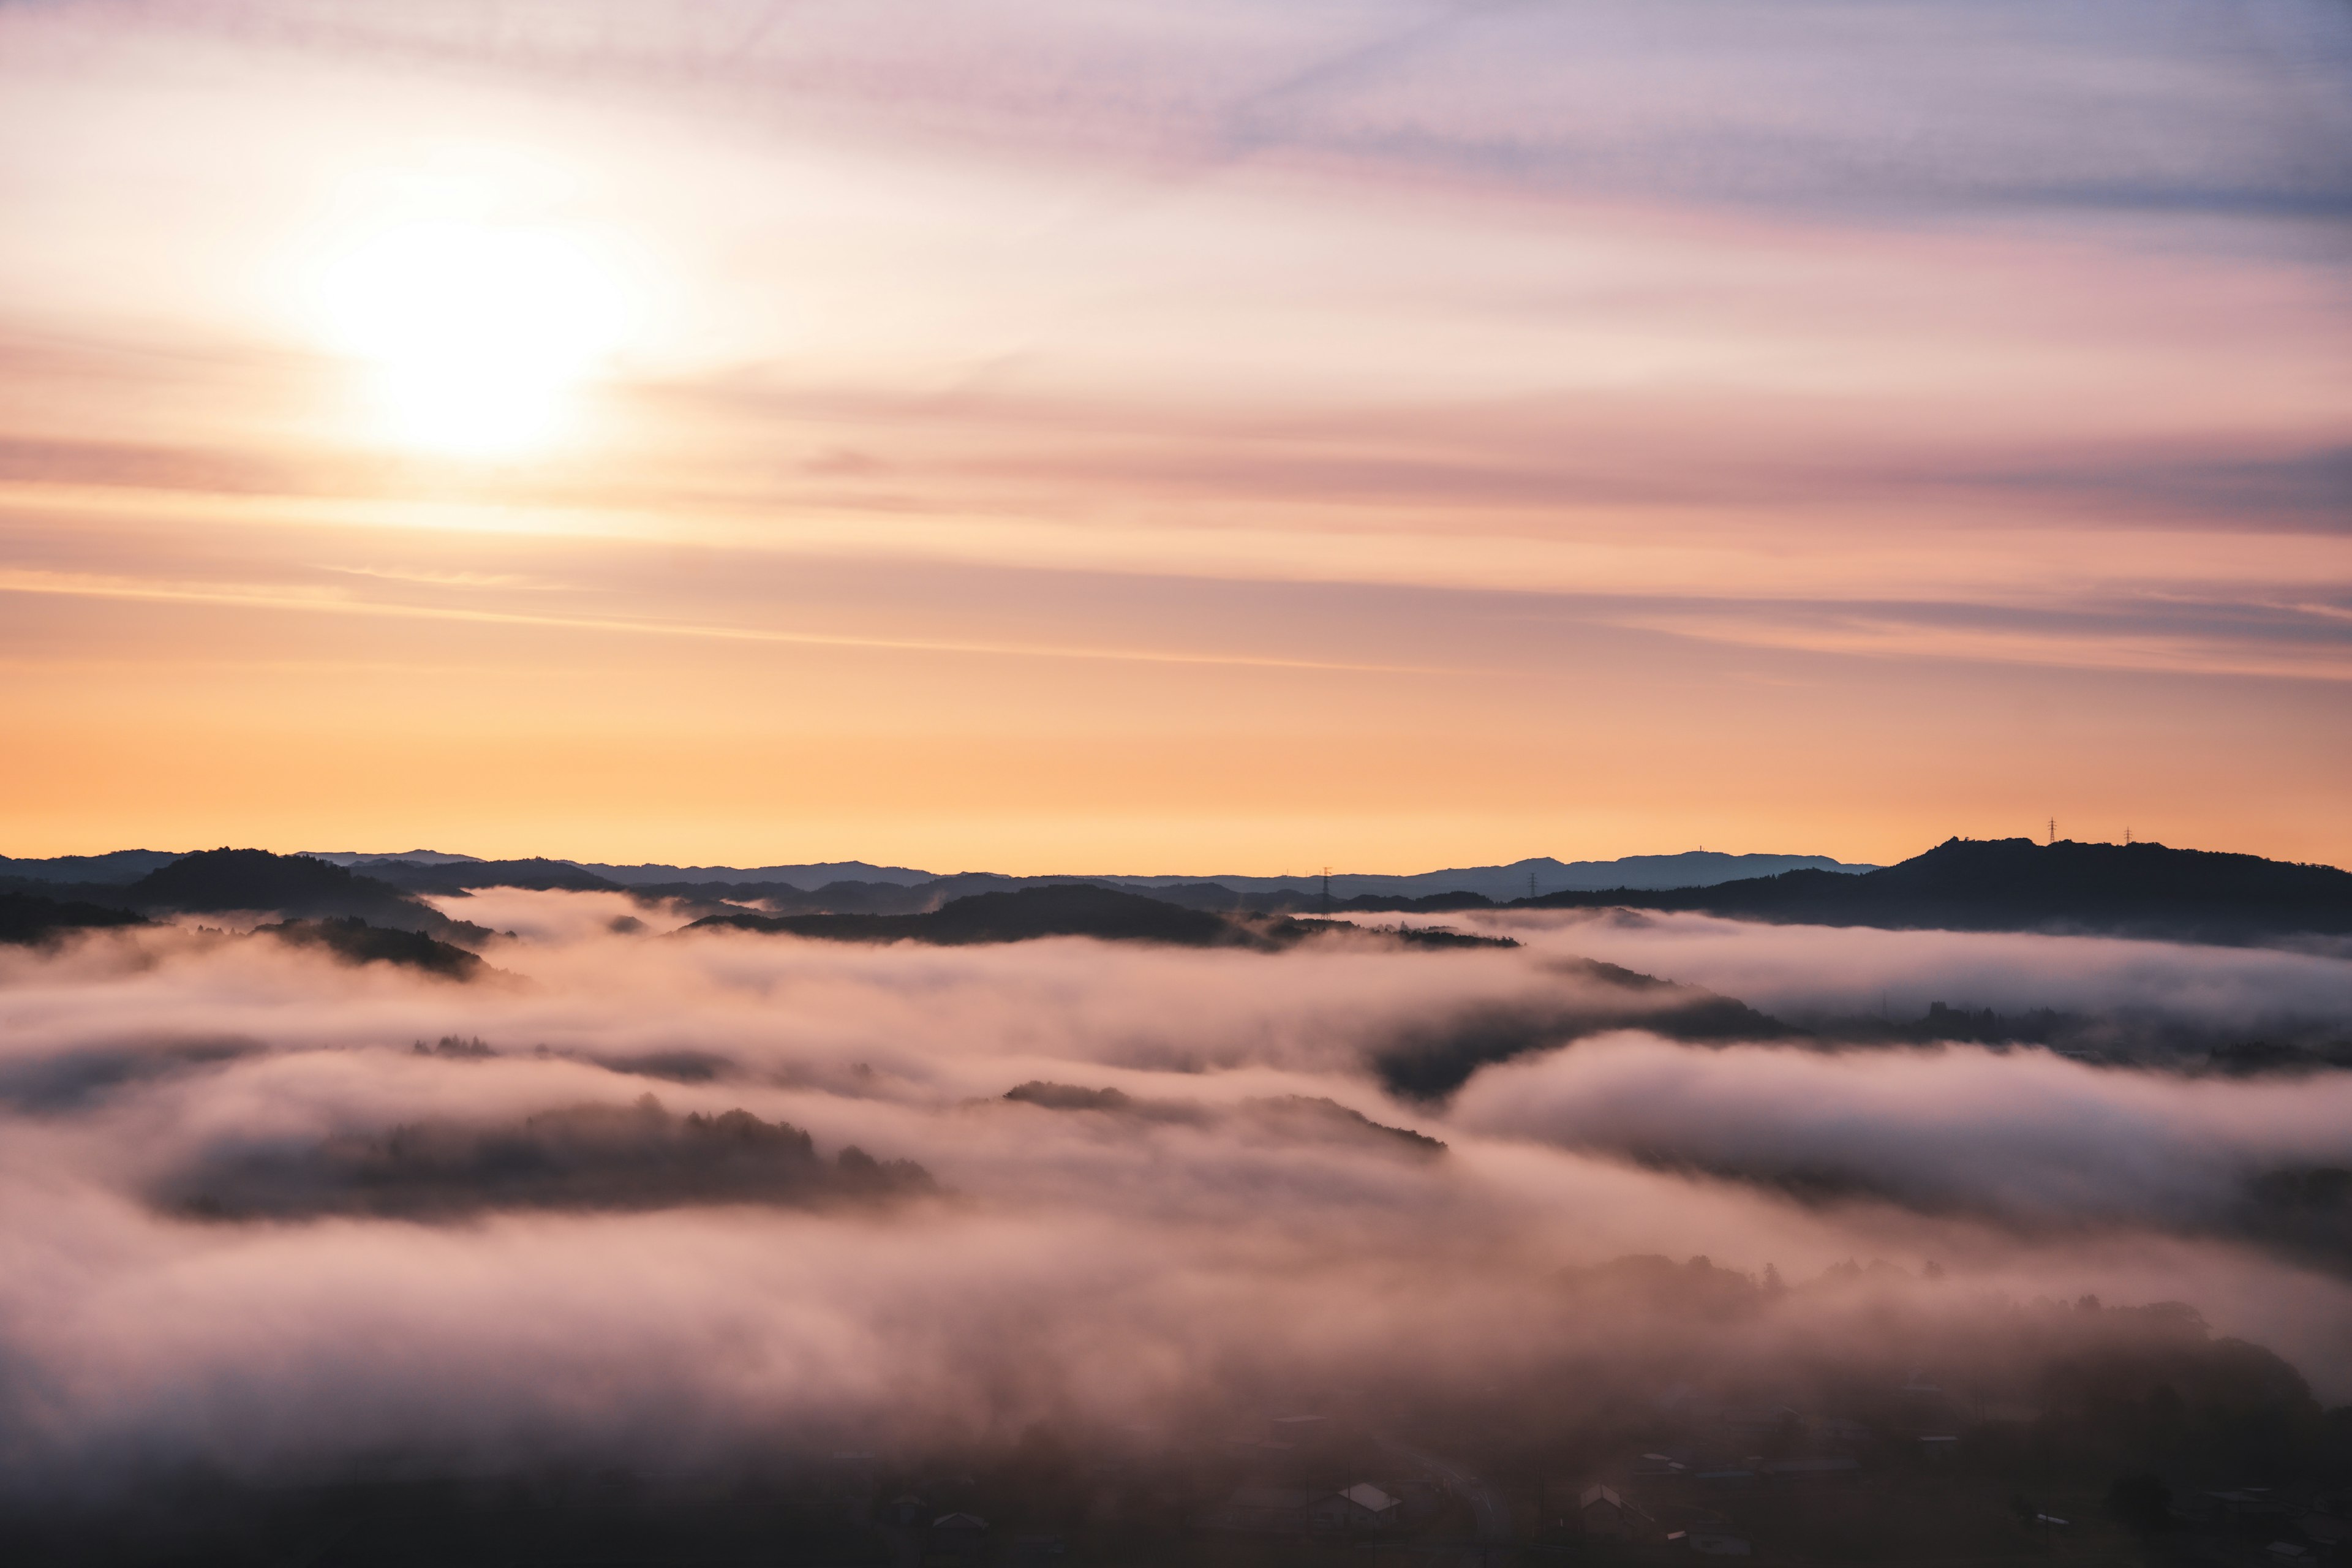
[1211,1480,1400,1534]
[1308,1482,1400,1531]
[1576,1483,1651,1539]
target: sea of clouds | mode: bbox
[0,890,2347,1496]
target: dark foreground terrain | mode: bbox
[6,1260,2346,1566]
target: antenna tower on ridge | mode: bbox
[2048,816,2056,845]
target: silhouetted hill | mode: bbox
[121,849,486,941]
[688,883,1520,951]
[0,890,149,945]
[1513,837,2352,942]
[257,918,489,980]
[132,848,407,914]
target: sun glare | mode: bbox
[317,221,630,456]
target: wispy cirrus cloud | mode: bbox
[0,0,2345,862]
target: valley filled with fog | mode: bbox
[2,888,2347,1522]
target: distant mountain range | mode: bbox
[297,848,486,867]
[6,843,2342,1092]
[13,848,1873,897]
[1106,852,1876,900]
[298,853,944,888]
[6,838,2347,949]
[0,849,183,883]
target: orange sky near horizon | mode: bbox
[1,1,2346,873]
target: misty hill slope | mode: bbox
[692,883,1273,947]
[1001,1080,1447,1155]
[687,883,1518,951]
[257,918,489,981]
[1370,956,1793,1099]
[118,850,489,942]
[1517,837,2352,943]
[0,890,149,945]
[163,1099,937,1220]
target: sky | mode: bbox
[1,0,2347,872]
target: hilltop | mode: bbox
[2,849,491,945]
[1512,837,2352,943]
[124,849,487,940]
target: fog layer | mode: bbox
[0,890,2346,1493]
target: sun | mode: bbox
[317,221,630,457]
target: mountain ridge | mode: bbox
[93,848,1879,900]
[1508,837,2352,944]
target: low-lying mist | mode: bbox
[1468,907,2352,1040]
[1,889,2347,1507]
